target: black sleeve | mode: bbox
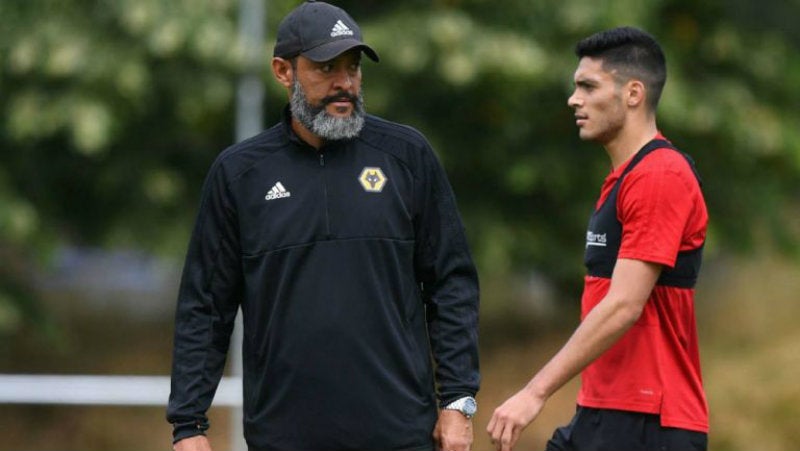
[166,159,243,442]
[414,144,480,406]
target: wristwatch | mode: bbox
[443,396,477,419]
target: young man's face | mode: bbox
[567,57,627,144]
[290,49,365,140]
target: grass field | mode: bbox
[1,253,798,450]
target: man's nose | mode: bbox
[331,68,354,90]
[567,91,581,108]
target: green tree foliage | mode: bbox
[1,0,799,332]
[348,0,800,290]
[0,0,250,333]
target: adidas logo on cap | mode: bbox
[330,20,353,37]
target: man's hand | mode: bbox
[486,387,544,451]
[433,409,473,451]
[173,435,213,451]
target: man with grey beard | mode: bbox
[166,2,480,451]
[289,73,365,141]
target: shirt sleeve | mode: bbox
[413,143,481,406]
[166,158,243,442]
[617,154,700,268]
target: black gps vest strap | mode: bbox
[583,139,704,288]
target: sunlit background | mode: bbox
[1,0,799,450]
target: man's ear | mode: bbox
[626,79,646,108]
[272,57,294,89]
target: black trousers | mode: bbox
[545,406,707,451]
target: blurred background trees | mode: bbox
[3,0,800,323]
[1,0,799,449]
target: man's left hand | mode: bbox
[433,409,473,451]
[486,387,544,451]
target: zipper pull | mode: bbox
[319,153,325,167]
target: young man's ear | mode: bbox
[626,79,646,108]
[272,57,294,89]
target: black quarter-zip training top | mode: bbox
[167,108,480,451]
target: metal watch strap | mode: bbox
[443,396,477,418]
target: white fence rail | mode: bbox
[0,374,242,406]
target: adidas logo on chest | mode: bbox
[265,182,291,201]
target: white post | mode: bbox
[0,375,242,406]
[236,0,265,144]
[234,0,265,450]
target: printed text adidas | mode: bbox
[330,20,354,37]
[265,182,291,200]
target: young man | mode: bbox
[166,2,480,451]
[487,27,708,451]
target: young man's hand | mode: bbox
[487,387,545,451]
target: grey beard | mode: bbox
[290,79,365,141]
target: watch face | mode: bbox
[463,397,477,415]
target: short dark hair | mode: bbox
[575,26,667,111]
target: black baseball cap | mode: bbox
[273,1,380,62]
